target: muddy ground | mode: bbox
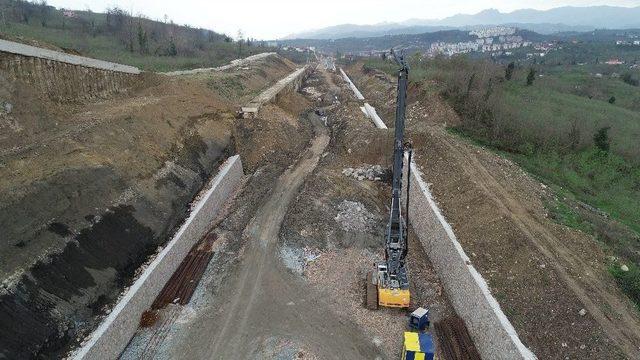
[122,67,454,359]
[347,63,640,359]
[0,55,301,358]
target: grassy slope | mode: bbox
[0,3,269,72]
[499,77,640,159]
[537,65,640,109]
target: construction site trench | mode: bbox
[119,64,461,359]
[6,44,637,360]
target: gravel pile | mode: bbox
[334,200,377,233]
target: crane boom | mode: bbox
[367,50,412,309]
[385,51,409,288]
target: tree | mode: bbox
[16,0,35,23]
[106,7,127,32]
[593,126,611,153]
[38,0,49,27]
[167,38,177,56]
[526,68,536,86]
[505,62,515,80]
[137,22,148,54]
[609,96,616,104]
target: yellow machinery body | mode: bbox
[378,287,410,308]
[366,264,410,309]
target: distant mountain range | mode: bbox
[283,6,640,40]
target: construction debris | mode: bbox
[342,164,385,181]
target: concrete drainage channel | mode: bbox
[71,156,244,360]
[341,68,386,129]
[339,68,537,359]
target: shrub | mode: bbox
[526,68,536,86]
[622,73,640,87]
[505,62,515,80]
[593,126,611,152]
[609,96,616,104]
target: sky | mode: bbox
[46,0,640,39]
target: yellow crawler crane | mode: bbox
[367,51,412,309]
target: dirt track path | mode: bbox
[431,126,640,358]
[172,116,383,359]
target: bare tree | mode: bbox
[37,0,49,27]
[237,29,244,57]
[137,20,148,54]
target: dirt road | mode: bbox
[165,115,383,359]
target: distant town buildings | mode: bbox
[426,27,531,57]
[616,40,640,46]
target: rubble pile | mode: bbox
[302,86,322,101]
[342,165,385,181]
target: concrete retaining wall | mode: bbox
[71,155,244,360]
[339,68,365,100]
[242,65,310,118]
[162,52,275,76]
[0,39,140,74]
[403,157,536,359]
[0,39,140,102]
